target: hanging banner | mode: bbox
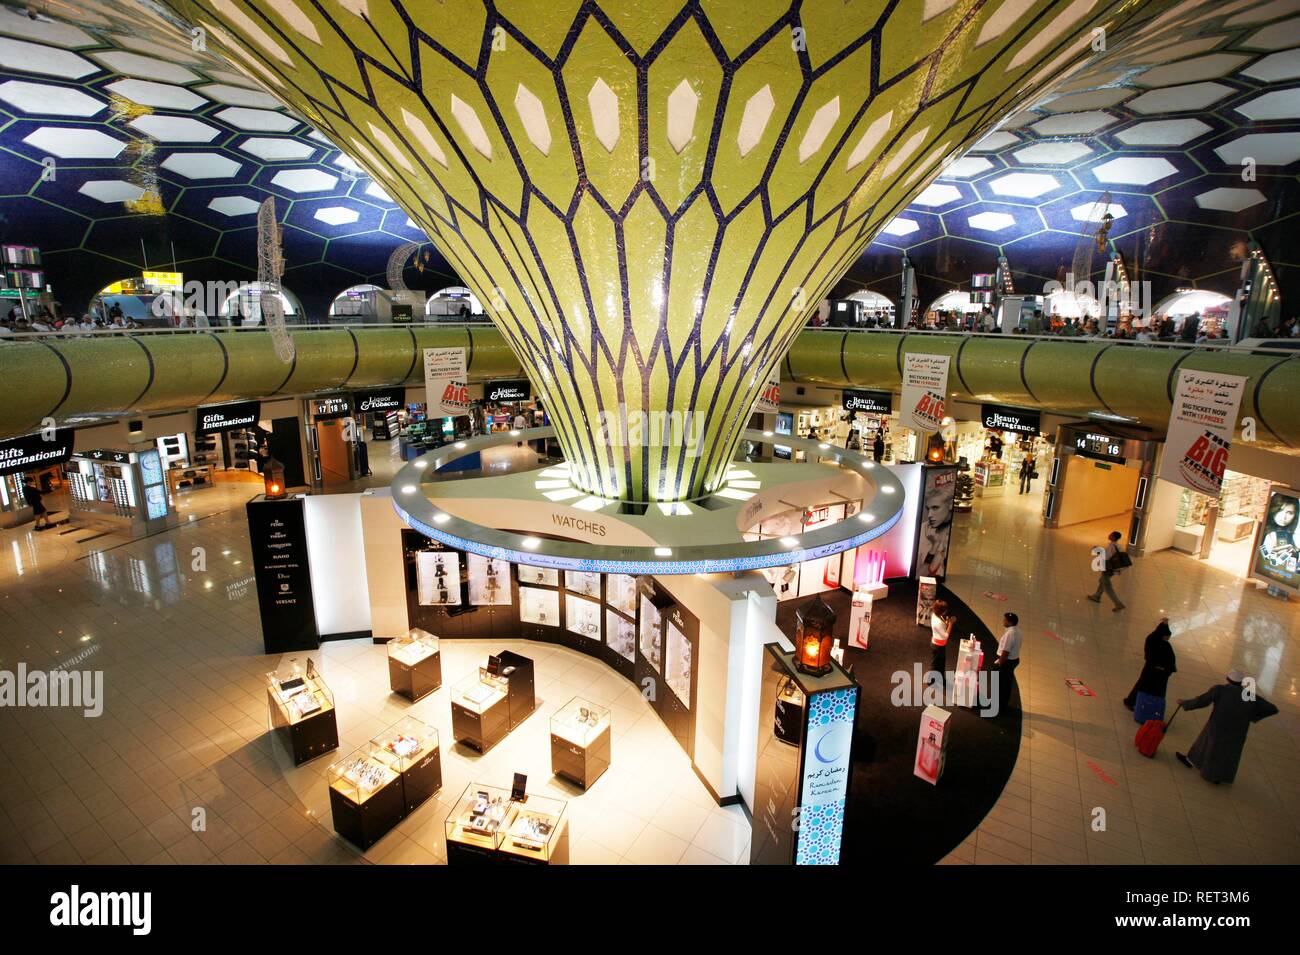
[423,347,470,417]
[755,377,781,414]
[900,354,950,434]
[1157,370,1248,496]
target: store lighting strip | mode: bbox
[389,427,906,575]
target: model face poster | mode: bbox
[900,353,951,434]
[1252,488,1299,591]
[914,467,957,579]
[1157,370,1247,496]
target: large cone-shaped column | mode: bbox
[158,0,1165,501]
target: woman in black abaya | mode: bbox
[1123,618,1176,710]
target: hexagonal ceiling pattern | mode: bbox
[847,1,1300,312]
[0,1,459,317]
[145,0,1186,503]
[0,1,1293,500]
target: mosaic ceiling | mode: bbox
[838,0,1300,311]
[0,1,460,316]
[0,1,1294,500]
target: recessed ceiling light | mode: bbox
[521,537,540,549]
[781,536,800,548]
[858,512,874,522]
[510,430,520,436]
[414,459,427,469]
[654,547,672,556]
[862,461,875,469]
[401,484,417,493]
[433,513,450,524]
[454,441,467,449]
[881,486,896,494]
[763,430,774,437]
[818,442,830,450]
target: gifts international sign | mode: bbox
[900,353,951,434]
[1157,370,1247,496]
[423,347,469,417]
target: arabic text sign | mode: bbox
[1157,370,1247,496]
[900,353,951,434]
[423,347,469,417]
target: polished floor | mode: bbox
[0,454,1295,865]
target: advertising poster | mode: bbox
[916,575,938,626]
[796,685,857,865]
[423,347,470,417]
[913,705,951,785]
[1157,370,1247,496]
[900,353,951,434]
[1251,487,1300,591]
[848,590,872,649]
[914,466,957,580]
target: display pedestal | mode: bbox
[444,784,569,865]
[398,743,442,813]
[387,648,442,702]
[498,651,536,728]
[550,699,612,789]
[266,680,339,767]
[452,695,511,753]
[329,773,404,850]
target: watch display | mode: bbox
[605,610,636,662]
[566,593,601,640]
[445,782,568,862]
[386,628,439,666]
[519,585,560,626]
[416,550,462,606]
[328,746,397,803]
[564,570,601,599]
[467,553,512,606]
[450,669,509,713]
[606,573,636,616]
[639,594,663,674]
[370,717,439,773]
[665,621,692,709]
[551,696,611,747]
[517,564,558,587]
[266,660,334,726]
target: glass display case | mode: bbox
[665,621,693,709]
[450,669,511,752]
[517,564,558,587]
[550,697,611,789]
[386,627,442,701]
[519,585,560,626]
[444,783,569,865]
[566,593,601,641]
[606,573,636,616]
[416,550,461,605]
[467,553,511,606]
[372,717,442,813]
[639,594,663,673]
[327,743,405,849]
[606,610,636,662]
[266,659,338,765]
[565,570,601,598]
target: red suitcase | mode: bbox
[1135,704,1181,758]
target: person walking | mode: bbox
[1017,452,1034,494]
[1176,671,1278,784]
[1122,618,1176,710]
[1086,530,1126,611]
[23,477,51,530]
[929,598,955,696]
[993,611,1022,715]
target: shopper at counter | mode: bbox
[929,599,955,694]
[1176,671,1278,785]
[1122,618,1176,711]
[1086,531,1126,612]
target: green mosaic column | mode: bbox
[160,0,1171,501]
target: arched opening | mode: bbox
[426,285,483,319]
[90,276,207,328]
[329,283,393,322]
[218,282,303,326]
[926,290,985,316]
[846,289,896,324]
[1152,289,1232,319]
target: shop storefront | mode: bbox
[1043,423,1161,554]
[66,447,177,534]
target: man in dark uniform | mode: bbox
[23,477,52,530]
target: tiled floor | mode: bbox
[0,456,1295,865]
[939,483,1300,865]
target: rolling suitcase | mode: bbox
[1135,704,1180,759]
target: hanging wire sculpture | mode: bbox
[257,197,294,363]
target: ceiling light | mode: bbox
[401,484,417,493]
[414,459,427,469]
[433,513,450,524]
[454,441,467,449]
[858,512,874,522]
[881,486,896,494]
[521,537,540,549]
[818,442,830,450]
[781,536,800,548]
[862,461,875,469]
[654,547,672,557]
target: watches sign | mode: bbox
[197,400,260,434]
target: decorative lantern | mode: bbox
[794,595,837,676]
[263,457,286,499]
